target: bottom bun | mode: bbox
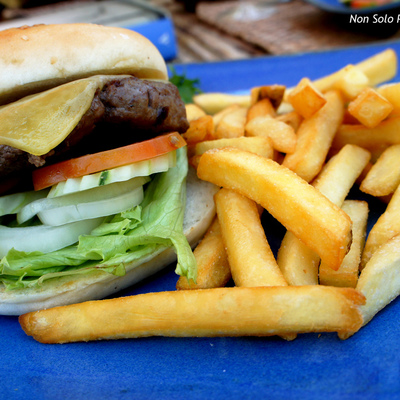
[0,167,218,316]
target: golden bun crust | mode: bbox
[0,23,168,105]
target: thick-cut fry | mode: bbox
[360,144,400,197]
[195,136,274,159]
[332,65,369,100]
[245,115,297,154]
[185,103,207,122]
[287,77,327,119]
[246,98,276,122]
[314,49,397,93]
[333,116,400,161]
[319,200,369,288]
[251,85,285,109]
[193,92,251,115]
[340,233,400,339]
[282,90,345,182]
[377,82,400,114]
[215,107,247,139]
[361,183,400,268]
[182,115,214,144]
[176,217,231,290]
[347,87,393,128]
[197,147,352,271]
[215,188,287,287]
[276,110,303,132]
[277,144,371,285]
[19,285,365,343]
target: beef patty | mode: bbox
[0,76,189,180]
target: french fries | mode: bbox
[340,233,400,339]
[360,144,400,197]
[215,188,287,287]
[319,200,369,288]
[197,147,352,271]
[282,90,345,182]
[245,115,297,154]
[277,144,370,285]
[19,285,365,343]
[347,87,393,128]
[176,217,231,290]
[19,48,400,344]
[287,77,327,119]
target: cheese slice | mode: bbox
[0,76,116,156]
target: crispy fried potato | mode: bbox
[215,107,247,139]
[182,115,214,145]
[361,183,400,268]
[185,103,207,122]
[377,82,400,115]
[215,188,287,287]
[19,285,365,343]
[340,233,400,339]
[275,110,303,132]
[360,144,400,197]
[277,144,370,285]
[251,85,285,109]
[246,98,276,122]
[193,93,251,115]
[287,77,327,119]
[333,116,400,162]
[176,217,231,290]
[245,115,297,154]
[319,200,369,288]
[332,65,369,100]
[197,147,352,271]
[347,87,393,128]
[195,136,274,159]
[282,90,345,182]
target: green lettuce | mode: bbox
[0,147,197,290]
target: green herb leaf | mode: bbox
[169,66,202,104]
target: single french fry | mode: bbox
[276,110,303,132]
[277,144,371,285]
[360,144,400,197]
[340,233,400,339]
[245,115,297,154]
[195,136,274,160]
[377,82,400,115]
[246,98,276,122]
[319,200,369,288]
[333,116,400,162]
[361,183,400,268]
[215,107,247,139]
[197,147,352,271]
[182,115,214,144]
[287,77,327,119]
[185,103,206,122]
[332,65,369,100]
[282,90,344,182]
[215,188,287,287]
[19,285,365,343]
[193,93,251,115]
[251,85,285,109]
[355,48,397,87]
[176,217,231,290]
[347,87,393,128]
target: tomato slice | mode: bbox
[32,132,187,191]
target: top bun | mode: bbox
[0,23,168,105]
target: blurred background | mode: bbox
[0,0,399,64]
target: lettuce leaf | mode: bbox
[0,147,196,290]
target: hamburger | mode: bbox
[0,23,217,315]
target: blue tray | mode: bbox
[3,41,400,400]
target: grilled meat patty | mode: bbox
[0,76,189,180]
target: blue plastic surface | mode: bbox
[3,41,400,400]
